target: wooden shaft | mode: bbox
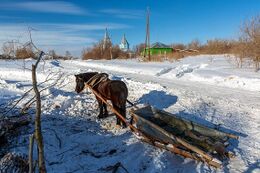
[140,132,221,168]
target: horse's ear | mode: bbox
[75,74,83,80]
[74,74,82,80]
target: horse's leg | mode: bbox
[103,103,108,117]
[112,103,121,126]
[96,97,104,118]
[120,106,127,128]
[112,103,127,128]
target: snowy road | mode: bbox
[0,55,259,173]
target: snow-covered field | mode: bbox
[0,55,259,173]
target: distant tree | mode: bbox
[231,40,246,68]
[237,15,260,71]
[133,43,146,56]
[2,41,17,58]
[65,50,73,59]
[82,40,128,60]
[171,43,186,50]
[188,39,201,50]
[48,50,56,59]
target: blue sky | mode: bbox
[0,0,259,57]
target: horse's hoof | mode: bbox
[98,115,105,119]
[115,125,121,129]
[120,122,127,129]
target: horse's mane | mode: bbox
[77,72,98,81]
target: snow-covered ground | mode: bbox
[0,55,259,173]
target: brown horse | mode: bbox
[74,72,128,128]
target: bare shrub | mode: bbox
[133,43,146,56]
[201,39,233,54]
[167,51,199,61]
[112,45,130,59]
[171,43,186,50]
[236,15,260,71]
[82,41,128,60]
[143,54,163,62]
[44,50,73,60]
[0,54,12,59]
[187,39,201,50]
[82,43,103,60]
[231,40,247,68]
[15,46,35,59]
[2,41,18,58]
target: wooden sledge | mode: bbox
[85,83,238,168]
[130,106,238,168]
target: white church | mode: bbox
[119,34,129,52]
[102,29,130,52]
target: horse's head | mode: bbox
[74,74,85,93]
[74,72,99,93]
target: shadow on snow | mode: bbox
[137,90,178,109]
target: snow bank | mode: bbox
[71,55,260,92]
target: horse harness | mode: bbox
[85,73,109,88]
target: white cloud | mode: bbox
[0,1,87,15]
[34,23,130,31]
[100,9,144,19]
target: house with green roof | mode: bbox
[143,42,173,55]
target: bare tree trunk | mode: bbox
[239,56,243,68]
[110,47,112,60]
[32,51,46,173]
[29,134,34,173]
[255,56,260,72]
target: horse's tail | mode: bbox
[126,99,134,106]
[127,99,140,109]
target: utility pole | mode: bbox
[144,7,151,61]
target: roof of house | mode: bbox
[150,42,171,48]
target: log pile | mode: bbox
[0,153,28,173]
[0,114,30,152]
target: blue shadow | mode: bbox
[137,90,178,109]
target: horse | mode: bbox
[74,72,128,128]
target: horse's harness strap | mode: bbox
[86,73,109,88]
